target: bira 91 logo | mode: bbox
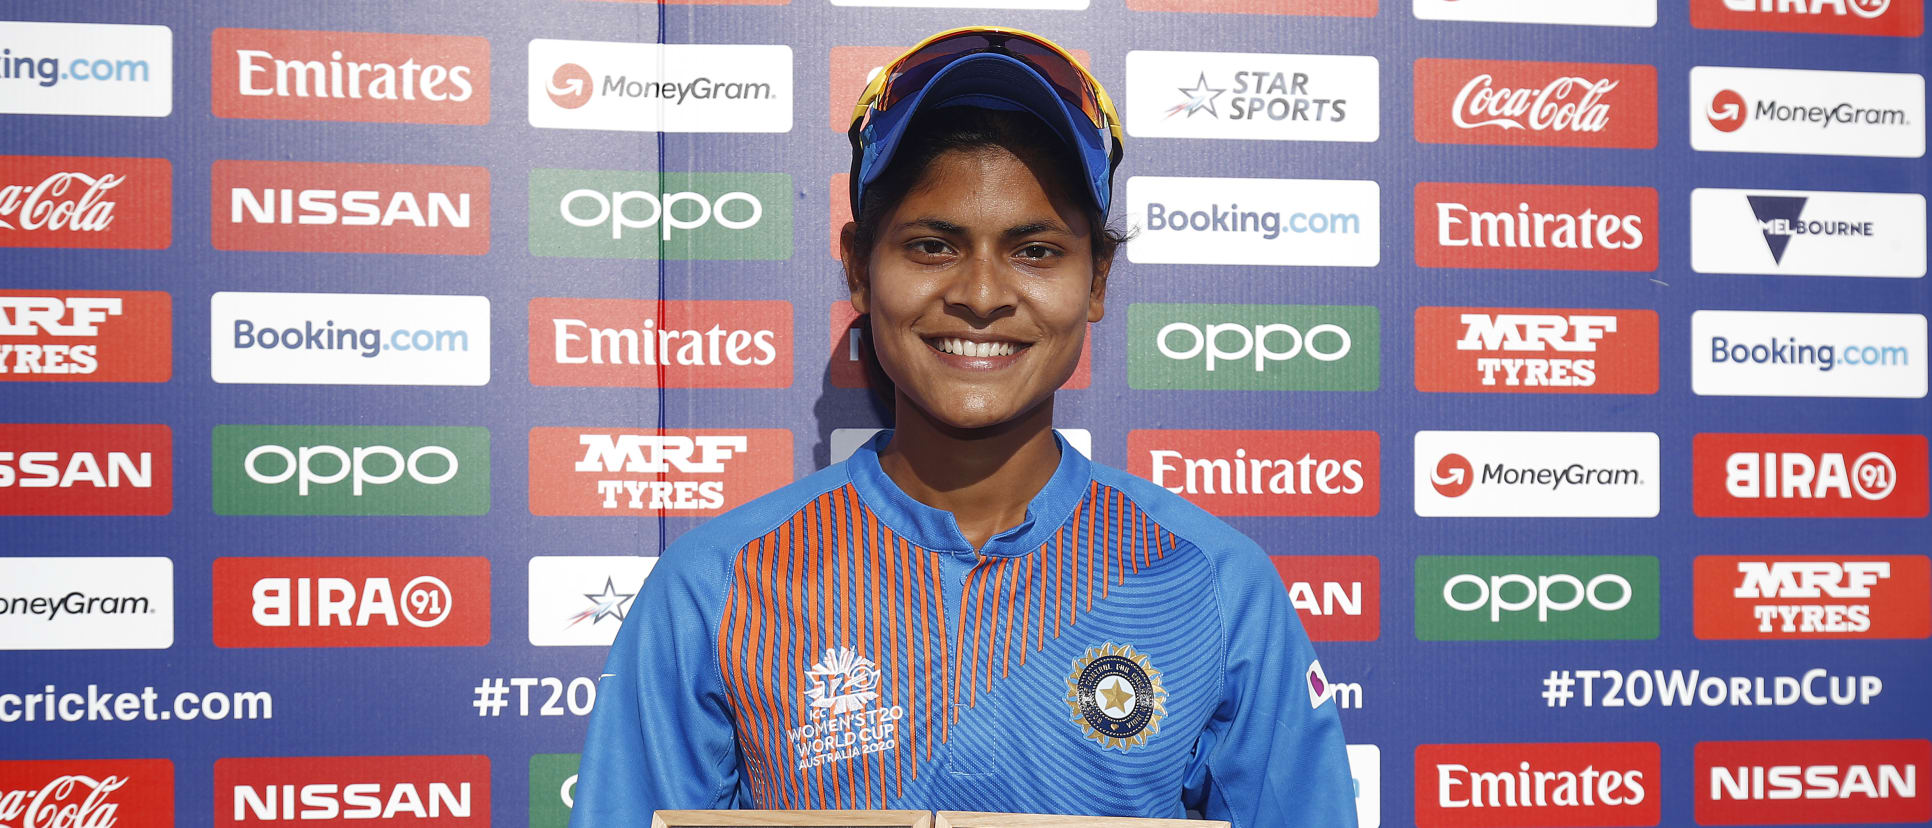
[1694,555,1930,640]
[1690,66,1925,158]
[1693,433,1929,518]
[1416,555,1659,641]
[1271,555,1380,641]
[829,300,1092,389]
[1692,0,1923,37]
[1,290,171,382]
[212,425,490,516]
[211,160,489,255]
[1414,431,1659,518]
[0,156,171,250]
[1126,430,1380,517]
[528,428,792,517]
[1416,742,1660,827]
[0,424,171,516]
[1696,739,1930,825]
[1129,303,1379,391]
[1415,183,1657,271]
[531,299,790,388]
[528,170,791,260]
[0,759,175,828]
[1125,0,1377,16]
[1413,59,1656,149]
[1415,307,1658,394]
[211,29,490,124]
[216,755,489,826]
[213,556,490,648]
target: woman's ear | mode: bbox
[839,221,869,315]
[1087,249,1111,324]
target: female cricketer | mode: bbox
[570,27,1357,827]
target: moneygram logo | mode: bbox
[216,755,489,826]
[1127,429,1380,517]
[1,291,172,382]
[1413,431,1659,518]
[1414,183,1657,271]
[1414,59,1656,149]
[1694,555,1930,639]
[212,161,490,255]
[1126,0,1376,15]
[1412,0,1657,26]
[211,29,490,124]
[1124,51,1379,142]
[1696,740,1930,825]
[213,557,489,648]
[1415,307,1658,394]
[528,428,792,517]
[0,424,171,516]
[527,556,656,647]
[528,754,579,828]
[1691,310,1927,399]
[212,425,490,516]
[528,170,791,260]
[1416,556,1658,640]
[1128,303,1379,391]
[0,759,174,828]
[527,40,792,132]
[212,292,490,386]
[1415,742,1660,827]
[1692,0,1923,36]
[1271,556,1380,641]
[829,299,1092,390]
[1692,433,1929,518]
[1690,66,1925,158]
[0,557,173,650]
[0,156,172,250]
[1126,176,1380,267]
[1690,188,1926,278]
[0,22,172,117]
[531,299,790,388]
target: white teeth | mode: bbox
[935,338,1018,357]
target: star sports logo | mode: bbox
[1168,73,1223,119]
[546,64,591,109]
[1708,89,1747,132]
[804,647,879,716]
[527,556,656,647]
[566,578,634,628]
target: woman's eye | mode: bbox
[908,239,951,257]
[1017,244,1058,260]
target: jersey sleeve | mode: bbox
[569,544,747,826]
[1181,541,1358,828]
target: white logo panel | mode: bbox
[1691,188,1925,278]
[1125,51,1379,143]
[1348,744,1381,828]
[528,40,793,133]
[211,292,491,386]
[829,428,1091,465]
[527,556,658,647]
[0,557,173,650]
[1692,311,1927,399]
[1690,66,1925,158]
[1414,431,1660,518]
[0,22,173,117]
[1125,176,1381,267]
[1413,0,1657,27]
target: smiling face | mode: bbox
[844,142,1109,432]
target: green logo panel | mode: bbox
[529,169,793,260]
[1415,555,1659,641]
[529,753,580,828]
[212,425,491,516]
[1127,303,1380,391]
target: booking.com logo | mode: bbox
[232,319,472,358]
[1708,336,1911,372]
[1,47,152,87]
[1145,202,1362,240]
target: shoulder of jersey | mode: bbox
[1090,460,1269,567]
[654,461,855,577]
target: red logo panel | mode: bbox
[1415,183,1657,271]
[212,29,490,124]
[829,301,1091,390]
[0,424,171,515]
[1696,740,1931,825]
[528,428,793,517]
[1414,59,1656,149]
[215,755,489,826]
[211,161,490,255]
[1691,0,1923,37]
[1415,307,1657,394]
[1415,742,1660,827]
[213,557,491,648]
[1693,434,1929,518]
[0,290,172,383]
[1695,555,1930,640]
[1127,430,1379,517]
[529,299,792,388]
[1271,555,1380,641]
[0,156,171,250]
[0,759,174,827]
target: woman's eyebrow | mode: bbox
[1003,219,1075,239]
[898,217,969,235]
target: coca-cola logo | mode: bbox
[1415,59,1656,149]
[0,173,122,233]
[0,774,128,828]
[1453,74,1618,133]
[0,157,170,250]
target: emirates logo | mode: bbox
[803,647,880,716]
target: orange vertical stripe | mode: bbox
[980,561,1005,695]
[1101,487,1114,596]
[914,537,936,763]
[1054,524,1067,637]
[1037,536,1051,652]
[881,524,905,798]
[805,493,829,808]
[778,514,807,807]
[1015,551,1035,667]
[1085,481,1098,612]
[958,564,981,708]
[1001,558,1020,677]
[746,535,777,805]
[845,496,870,807]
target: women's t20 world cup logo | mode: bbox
[804,646,880,715]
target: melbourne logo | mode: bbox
[0,557,173,650]
[1415,307,1659,394]
[1692,0,1922,37]
[1696,740,1929,825]
[788,647,904,772]
[1066,643,1168,752]
[1693,433,1929,518]
[1416,555,1659,641]
[0,759,175,828]
[1411,0,1658,26]
[1690,66,1925,158]
[1690,188,1926,278]
[211,29,490,124]
[527,40,791,132]
[1128,429,1379,516]
[212,425,490,516]
[1126,176,1380,267]
[216,755,489,825]
[0,21,173,117]
[212,160,489,255]
[528,428,792,516]
[1124,51,1379,142]
[1414,183,1657,271]
[0,156,171,250]
[1414,59,1656,148]
[1,290,172,382]
[531,298,789,388]
[0,424,171,516]
[1128,303,1378,391]
[212,291,491,386]
[1271,555,1380,641]
[527,556,657,647]
[213,556,489,648]
[1694,555,1930,639]
[1415,742,1660,827]
[1413,431,1659,518]
[528,170,790,260]
[1690,310,1927,399]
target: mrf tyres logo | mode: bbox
[1695,555,1930,640]
[1,291,172,382]
[1123,51,1378,143]
[213,556,489,648]
[528,428,793,517]
[1413,59,1656,149]
[1691,66,1924,158]
[212,160,489,255]
[0,155,171,250]
[1416,556,1658,641]
[1692,0,1923,37]
[216,755,489,826]
[212,29,489,124]
[1271,555,1380,642]
[1414,431,1659,518]
[1127,429,1379,517]
[1128,303,1378,391]
[530,298,789,388]
[0,423,171,516]
[1415,308,1658,394]
[213,425,489,516]
[1415,742,1660,828]
[528,170,790,260]
[527,40,791,132]
[1696,739,1930,826]
[1690,188,1926,278]
[0,759,175,828]
[1414,182,1657,271]
[1693,433,1929,518]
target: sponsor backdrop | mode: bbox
[0,1,1927,827]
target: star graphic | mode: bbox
[1166,73,1226,119]
[1098,677,1134,716]
[566,577,636,629]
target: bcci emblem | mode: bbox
[1065,642,1167,752]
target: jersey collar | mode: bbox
[845,429,1092,559]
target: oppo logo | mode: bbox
[243,443,459,496]
[1444,572,1634,622]
[1155,320,1352,371]
[558,189,763,241]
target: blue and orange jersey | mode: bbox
[571,431,1356,827]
